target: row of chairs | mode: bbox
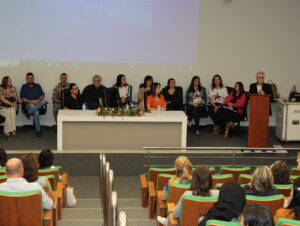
[0,166,68,226]
[206,218,300,226]
[99,153,127,226]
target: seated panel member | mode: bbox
[0,158,53,210]
[82,75,106,110]
[52,73,70,121]
[64,83,84,110]
[114,74,132,107]
[20,72,47,137]
[146,82,166,112]
[137,75,153,111]
[162,78,184,111]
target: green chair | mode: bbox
[212,174,233,188]
[0,174,7,183]
[40,175,57,191]
[38,168,60,185]
[238,174,252,185]
[206,219,240,226]
[276,218,300,226]
[220,167,251,182]
[290,175,300,183]
[274,184,293,197]
[0,167,6,176]
[246,194,285,215]
[290,168,300,176]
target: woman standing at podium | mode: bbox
[208,74,228,134]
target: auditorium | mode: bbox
[1,0,300,225]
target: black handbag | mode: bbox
[0,97,15,108]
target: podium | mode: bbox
[248,95,270,147]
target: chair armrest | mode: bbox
[148,181,155,198]
[169,212,178,226]
[56,182,63,220]
[148,181,156,219]
[167,203,175,213]
[157,190,167,218]
[140,174,147,189]
[140,174,148,208]
[43,209,53,226]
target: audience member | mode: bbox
[114,74,132,107]
[63,83,84,110]
[199,182,246,225]
[160,156,193,201]
[274,178,300,222]
[223,82,247,138]
[157,165,219,225]
[137,75,153,111]
[21,153,47,184]
[0,148,7,167]
[162,78,183,111]
[146,82,166,111]
[0,158,53,209]
[243,166,278,196]
[208,74,228,134]
[20,72,47,137]
[270,160,290,185]
[82,75,106,110]
[186,76,207,136]
[39,149,55,169]
[52,73,70,121]
[242,203,274,226]
[297,152,300,168]
[0,76,18,136]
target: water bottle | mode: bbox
[82,103,86,110]
[157,104,161,112]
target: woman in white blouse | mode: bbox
[114,74,132,107]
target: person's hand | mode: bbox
[165,101,170,105]
[214,106,220,112]
[259,90,265,95]
[228,102,233,107]
[11,102,17,108]
[30,100,38,105]
[121,96,126,104]
[284,188,294,208]
[192,103,198,107]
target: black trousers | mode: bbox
[0,114,5,124]
[208,104,223,127]
[223,108,243,124]
[187,105,207,131]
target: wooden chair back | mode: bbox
[238,174,252,185]
[157,174,176,191]
[276,218,300,226]
[148,168,176,189]
[0,174,7,183]
[206,219,240,226]
[291,168,300,176]
[168,183,190,205]
[274,184,293,197]
[221,167,251,183]
[38,168,59,185]
[212,174,233,188]
[246,194,285,215]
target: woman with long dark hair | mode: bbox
[114,74,132,107]
[64,83,84,110]
[186,76,207,136]
[162,78,183,111]
[146,82,166,111]
[0,76,18,136]
[223,82,247,138]
[137,75,153,110]
[208,74,228,134]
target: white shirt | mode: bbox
[119,86,128,98]
[209,87,228,104]
[0,177,53,209]
[257,85,262,93]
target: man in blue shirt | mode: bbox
[20,72,46,137]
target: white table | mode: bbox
[57,110,187,151]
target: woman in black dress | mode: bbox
[64,83,84,110]
[162,78,183,111]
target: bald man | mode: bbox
[0,158,53,209]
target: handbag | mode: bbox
[268,80,279,98]
[66,187,77,207]
[0,97,15,108]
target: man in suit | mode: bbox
[249,71,273,114]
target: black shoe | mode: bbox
[36,131,42,137]
[25,112,31,120]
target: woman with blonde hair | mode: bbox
[160,156,193,200]
[243,166,278,196]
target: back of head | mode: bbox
[288,178,300,220]
[270,161,290,185]
[174,156,193,182]
[251,166,274,193]
[6,158,23,177]
[39,149,54,169]
[200,182,246,226]
[243,203,274,226]
[0,148,7,167]
[21,153,39,182]
[191,165,212,196]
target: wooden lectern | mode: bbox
[248,95,270,147]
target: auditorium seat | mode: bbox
[212,174,233,188]
[238,174,252,184]
[291,168,300,176]
[290,175,299,183]
[246,194,285,215]
[276,218,300,226]
[0,190,53,226]
[0,167,6,176]
[206,219,240,226]
[168,195,218,226]
[0,174,7,183]
[220,167,251,182]
[274,184,293,197]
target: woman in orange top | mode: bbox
[274,178,300,223]
[146,82,166,111]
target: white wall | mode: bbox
[0,0,299,126]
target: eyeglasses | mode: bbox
[94,80,101,82]
[257,76,265,79]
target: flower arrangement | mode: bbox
[96,107,143,117]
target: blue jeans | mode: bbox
[25,100,47,132]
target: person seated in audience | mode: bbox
[20,72,47,137]
[0,158,53,209]
[208,74,228,134]
[243,166,278,196]
[297,152,300,168]
[114,74,132,107]
[146,82,166,112]
[270,160,290,185]
[64,83,84,110]
[0,148,7,168]
[199,182,246,225]
[186,76,207,136]
[223,82,247,138]
[242,203,274,226]
[137,75,153,111]
[0,76,18,136]
[52,73,70,121]
[39,149,55,169]
[160,156,193,201]
[82,75,106,110]
[157,165,219,225]
[162,78,183,111]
